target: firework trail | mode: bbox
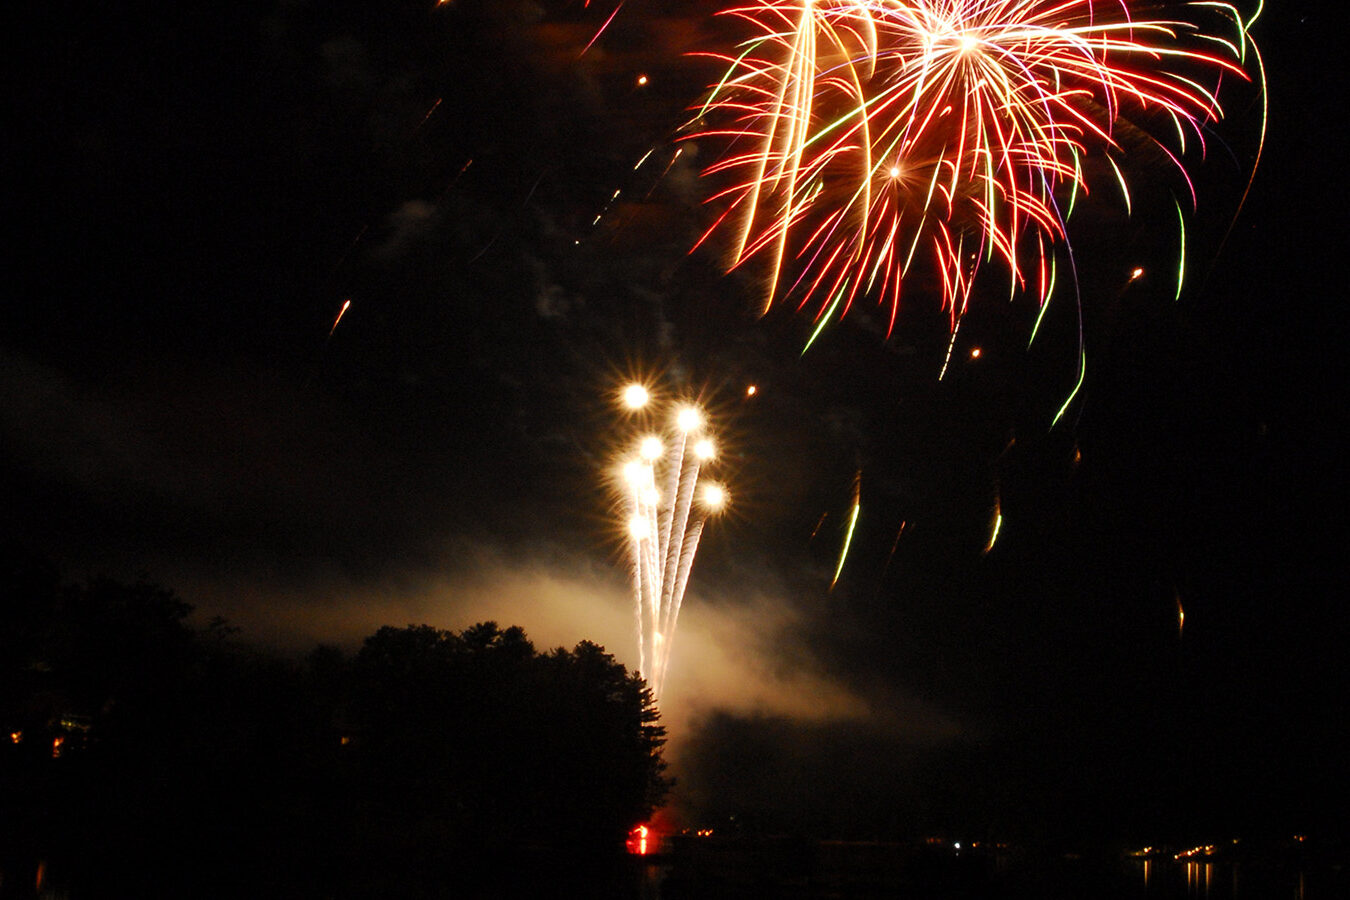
[615,385,728,700]
[581,0,627,55]
[874,520,908,598]
[658,481,727,689]
[659,431,712,621]
[327,299,352,338]
[831,468,862,589]
[656,411,697,584]
[984,490,1003,554]
[690,0,1264,340]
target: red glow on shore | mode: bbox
[627,823,654,855]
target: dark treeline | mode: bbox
[0,549,670,898]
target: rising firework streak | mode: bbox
[616,384,728,700]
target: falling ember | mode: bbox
[328,299,351,337]
[1174,199,1188,302]
[877,521,908,590]
[1051,350,1087,427]
[984,495,1003,554]
[938,317,963,380]
[810,511,828,541]
[581,1,626,56]
[831,504,860,590]
[613,386,729,700]
[745,384,757,397]
[970,347,982,359]
[414,97,443,134]
[831,470,862,590]
[984,513,1003,553]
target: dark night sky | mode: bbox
[4,0,1345,843]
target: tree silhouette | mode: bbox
[2,551,670,895]
[346,622,670,857]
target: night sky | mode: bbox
[5,0,1344,844]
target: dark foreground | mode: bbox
[645,834,1349,899]
[5,833,1346,899]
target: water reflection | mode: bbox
[3,839,1340,899]
[1184,860,1211,896]
[1128,856,1326,900]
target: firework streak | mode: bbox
[690,0,1263,334]
[619,389,726,700]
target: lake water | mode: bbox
[639,837,1347,900]
[4,838,1345,898]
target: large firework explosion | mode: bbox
[688,0,1264,336]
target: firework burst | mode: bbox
[690,0,1264,336]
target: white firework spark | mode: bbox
[615,385,728,701]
